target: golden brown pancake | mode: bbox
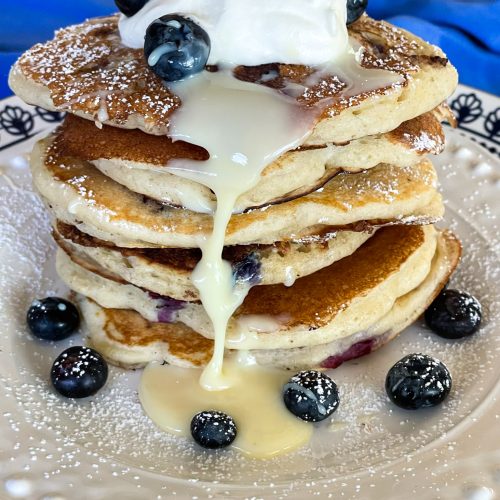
[45,106,452,213]
[32,135,444,248]
[61,226,425,330]
[9,15,457,145]
[95,301,214,369]
[54,221,373,300]
[77,229,461,370]
[54,107,450,167]
[56,225,439,350]
[236,224,426,329]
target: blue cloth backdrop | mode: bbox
[0,0,499,98]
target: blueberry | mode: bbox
[346,0,368,25]
[425,289,482,339]
[385,354,452,410]
[144,15,210,82]
[51,346,108,399]
[190,410,237,449]
[27,297,80,341]
[283,370,340,422]
[115,0,148,17]
[232,252,262,286]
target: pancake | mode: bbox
[77,230,460,370]
[52,106,452,213]
[9,15,457,145]
[253,230,461,369]
[79,297,213,369]
[57,225,439,351]
[32,136,443,248]
[54,222,373,301]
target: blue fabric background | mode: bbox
[0,0,499,98]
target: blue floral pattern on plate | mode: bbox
[448,90,500,157]
[0,101,65,150]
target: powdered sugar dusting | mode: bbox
[404,130,443,154]
[13,14,450,133]
[0,129,500,498]
[315,161,438,210]
[15,16,179,133]
[1,122,499,496]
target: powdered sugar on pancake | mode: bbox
[11,15,449,134]
[14,17,179,131]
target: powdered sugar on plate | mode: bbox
[0,124,499,498]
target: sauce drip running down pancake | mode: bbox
[163,59,399,388]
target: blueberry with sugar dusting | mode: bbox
[283,370,340,422]
[425,289,482,339]
[346,0,368,25]
[115,0,148,17]
[385,354,452,410]
[51,346,108,399]
[144,15,211,82]
[190,410,237,449]
[27,297,80,341]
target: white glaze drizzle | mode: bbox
[166,70,315,389]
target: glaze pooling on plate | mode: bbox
[139,357,313,458]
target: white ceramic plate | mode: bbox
[0,85,499,500]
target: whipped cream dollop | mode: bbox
[119,0,351,66]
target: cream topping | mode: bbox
[119,0,351,66]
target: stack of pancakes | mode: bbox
[10,14,462,370]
